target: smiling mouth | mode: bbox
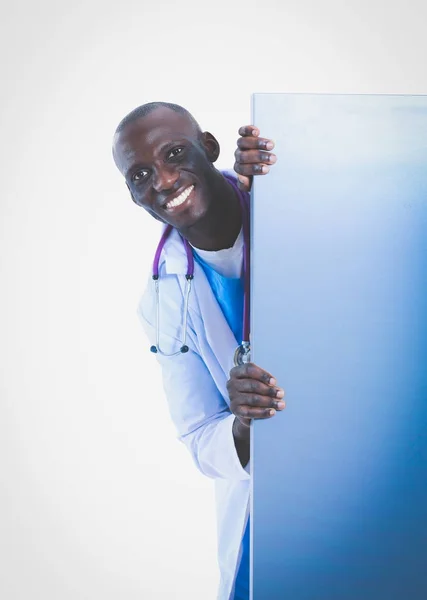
[164,185,194,210]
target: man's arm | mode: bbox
[232,418,250,468]
[139,307,251,480]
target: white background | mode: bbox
[1,1,426,599]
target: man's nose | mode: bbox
[152,166,179,192]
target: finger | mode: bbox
[238,125,260,137]
[237,393,286,410]
[234,378,284,399]
[235,405,278,419]
[234,161,270,177]
[234,149,277,165]
[230,363,277,386]
[236,174,252,193]
[237,136,275,151]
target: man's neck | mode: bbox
[180,174,242,251]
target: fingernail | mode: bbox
[262,165,270,174]
[269,409,276,416]
[276,389,284,398]
[269,377,276,385]
[269,155,277,164]
[252,129,259,136]
[275,401,285,409]
[265,141,274,150]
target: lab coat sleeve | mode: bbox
[137,311,250,482]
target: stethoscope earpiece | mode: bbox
[150,344,189,354]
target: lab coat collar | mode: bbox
[161,227,190,275]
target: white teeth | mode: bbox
[165,185,194,209]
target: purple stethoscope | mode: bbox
[150,174,251,366]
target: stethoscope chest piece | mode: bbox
[233,341,251,366]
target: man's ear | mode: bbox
[201,131,220,163]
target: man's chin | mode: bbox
[164,194,210,230]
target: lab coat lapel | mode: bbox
[192,261,239,379]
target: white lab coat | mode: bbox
[137,218,250,600]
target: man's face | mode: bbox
[113,107,219,228]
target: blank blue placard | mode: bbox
[250,94,427,600]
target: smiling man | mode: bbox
[112,102,285,600]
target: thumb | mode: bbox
[237,175,252,193]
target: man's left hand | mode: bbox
[234,125,277,192]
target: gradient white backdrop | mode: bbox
[1,1,426,599]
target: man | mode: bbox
[112,102,286,600]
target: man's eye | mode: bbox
[167,147,184,160]
[132,170,149,183]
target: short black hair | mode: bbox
[114,101,202,136]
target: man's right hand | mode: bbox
[227,363,286,429]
